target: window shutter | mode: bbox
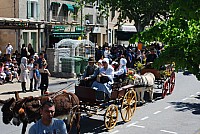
[27,0,31,19]
[36,2,40,20]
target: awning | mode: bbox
[52,32,82,38]
[64,4,74,12]
[115,31,136,41]
[51,2,61,7]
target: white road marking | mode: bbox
[190,95,195,97]
[140,116,149,121]
[126,121,138,128]
[110,130,119,134]
[160,130,178,134]
[131,124,145,128]
[164,106,172,109]
[182,98,188,101]
[153,111,161,114]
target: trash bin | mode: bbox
[61,57,82,75]
[74,57,82,75]
[60,57,73,73]
[74,56,88,74]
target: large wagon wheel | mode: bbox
[120,89,137,122]
[162,79,169,98]
[169,72,175,94]
[104,104,118,129]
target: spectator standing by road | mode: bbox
[5,43,13,60]
[37,52,45,69]
[39,60,51,95]
[28,43,35,59]
[33,63,40,91]
[28,99,67,134]
[20,57,28,92]
[21,44,28,58]
[28,58,35,92]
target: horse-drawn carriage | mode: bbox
[75,78,137,129]
[140,64,176,98]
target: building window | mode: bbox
[52,5,59,19]
[27,0,39,19]
[85,15,93,25]
[73,7,78,21]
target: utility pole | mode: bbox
[14,0,16,18]
[80,1,83,39]
[45,0,50,49]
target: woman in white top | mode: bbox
[20,57,29,92]
[92,58,114,98]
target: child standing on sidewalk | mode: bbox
[33,63,40,91]
[39,60,50,95]
[28,58,34,91]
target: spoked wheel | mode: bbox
[104,104,118,130]
[162,79,169,98]
[169,72,175,94]
[120,89,137,122]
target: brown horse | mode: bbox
[1,91,81,134]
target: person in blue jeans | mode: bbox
[33,63,40,91]
[28,99,67,134]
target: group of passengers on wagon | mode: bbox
[79,42,162,101]
[79,56,128,100]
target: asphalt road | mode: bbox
[74,72,200,134]
[0,73,200,134]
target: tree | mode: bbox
[85,0,173,32]
[130,0,200,80]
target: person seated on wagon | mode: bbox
[113,58,127,82]
[91,58,114,99]
[146,49,158,65]
[84,59,103,86]
[80,57,98,87]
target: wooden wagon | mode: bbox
[75,81,137,130]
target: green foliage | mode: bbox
[130,0,200,80]
[86,0,173,32]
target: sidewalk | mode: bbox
[0,77,76,100]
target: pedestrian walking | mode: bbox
[20,57,28,92]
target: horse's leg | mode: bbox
[141,88,145,104]
[148,87,154,102]
[135,89,140,104]
[21,122,28,134]
[75,110,81,134]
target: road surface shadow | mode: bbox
[169,101,200,115]
[70,116,125,134]
[0,90,34,95]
